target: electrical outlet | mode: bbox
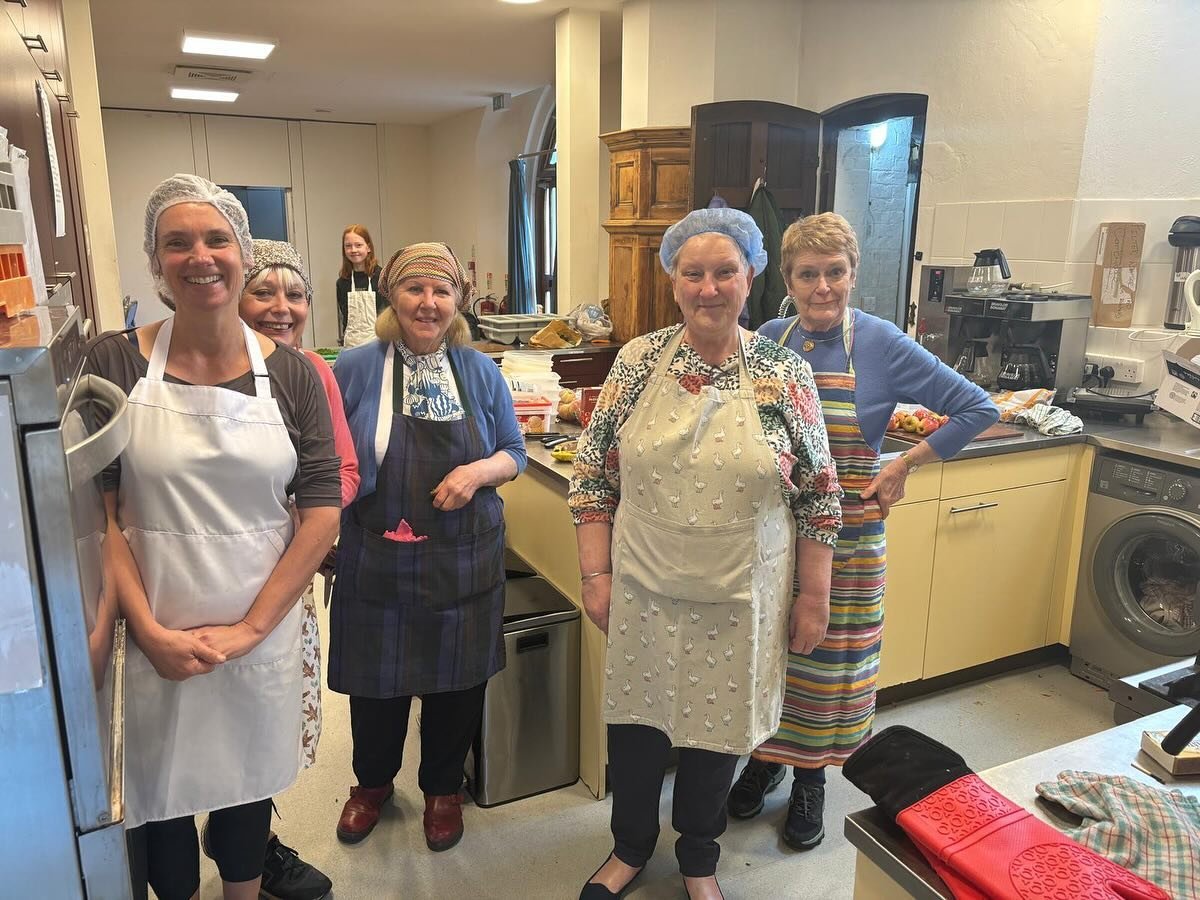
[1084,354,1145,384]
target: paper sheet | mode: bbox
[35,83,65,238]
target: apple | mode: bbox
[920,418,941,436]
[902,415,922,433]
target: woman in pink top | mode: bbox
[236,238,352,900]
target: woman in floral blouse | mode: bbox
[569,208,841,900]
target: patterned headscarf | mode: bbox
[379,242,476,311]
[246,239,313,301]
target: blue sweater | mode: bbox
[334,341,527,501]
[759,312,999,459]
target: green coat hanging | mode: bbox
[744,183,787,330]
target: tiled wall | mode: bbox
[914,196,1200,386]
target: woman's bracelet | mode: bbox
[580,570,612,581]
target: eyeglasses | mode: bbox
[791,266,851,286]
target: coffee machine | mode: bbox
[916,265,1091,392]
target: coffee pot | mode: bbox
[966,248,1012,297]
[997,343,1052,391]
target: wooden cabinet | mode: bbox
[877,498,938,689]
[922,479,1066,678]
[550,346,620,389]
[601,127,691,342]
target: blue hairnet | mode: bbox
[658,208,768,275]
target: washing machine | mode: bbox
[1070,451,1200,689]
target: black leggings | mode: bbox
[126,797,273,900]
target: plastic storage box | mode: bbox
[511,391,555,434]
[478,313,567,345]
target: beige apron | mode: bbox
[119,317,302,828]
[605,327,795,754]
[343,271,378,348]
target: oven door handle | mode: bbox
[64,374,130,489]
[107,619,126,824]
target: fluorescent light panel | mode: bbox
[182,34,275,59]
[171,87,239,103]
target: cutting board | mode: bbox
[885,422,1024,444]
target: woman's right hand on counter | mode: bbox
[581,574,612,634]
[140,624,226,681]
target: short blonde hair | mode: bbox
[242,265,307,302]
[375,306,471,348]
[780,212,860,278]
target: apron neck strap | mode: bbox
[146,317,272,398]
[653,325,751,385]
[376,341,473,464]
[779,310,856,376]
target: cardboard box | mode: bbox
[1091,222,1146,327]
[1140,729,1200,776]
[1156,350,1200,428]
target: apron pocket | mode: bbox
[615,502,755,605]
[354,522,505,612]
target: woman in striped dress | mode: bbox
[736,213,998,849]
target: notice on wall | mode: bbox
[35,83,65,238]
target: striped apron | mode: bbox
[755,310,885,767]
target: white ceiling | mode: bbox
[91,0,623,125]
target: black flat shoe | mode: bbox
[579,854,644,899]
[682,875,725,900]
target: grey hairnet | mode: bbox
[658,208,768,275]
[143,174,254,306]
[247,239,313,302]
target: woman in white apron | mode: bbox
[338,224,386,347]
[86,175,341,900]
[568,209,842,900]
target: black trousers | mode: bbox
[350,681,487,795]
[607,724,740,878]
[126,797,273,900]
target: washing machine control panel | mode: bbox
[1094,454,1200,512]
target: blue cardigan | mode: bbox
[334,341,527,501]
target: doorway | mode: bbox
[219,186,290,242]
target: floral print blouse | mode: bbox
[569,326,842,546]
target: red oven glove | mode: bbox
[844,726,1171,900]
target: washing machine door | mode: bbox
[1092,511,1200,657]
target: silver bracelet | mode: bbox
[580,570,612,581]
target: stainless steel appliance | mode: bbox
[1071,451,1200,691]
[0,300,132,897]
[466,576,580,807]
[1163,216,1200,330]
[918,266,1091,392]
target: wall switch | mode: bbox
[1084,353,1145,384]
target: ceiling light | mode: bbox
[182,33,275,60]
[171,87,238,103]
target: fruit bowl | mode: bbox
[887,405,948,438]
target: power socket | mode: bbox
[1084,353,1145,384]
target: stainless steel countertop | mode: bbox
[844,704,1198,899]
[522,411,1200,487]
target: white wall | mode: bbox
[101,109,382,346]
[378,124,432,260]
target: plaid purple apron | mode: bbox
[327,356,506,698]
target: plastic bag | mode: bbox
[567,304,613,341]
[529,318,583,349]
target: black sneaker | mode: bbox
[782,781,825,850]
[727,758,786,819]
[260,835,333,900]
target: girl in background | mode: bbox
[337,224,386,347]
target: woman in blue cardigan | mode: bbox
[329,242,526,854]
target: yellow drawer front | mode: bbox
[940,447,1070,499]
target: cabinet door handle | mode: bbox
[22,33,46,52]
[554,356,595,365]
[949,501,999,515]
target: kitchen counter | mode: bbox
[470,340,620,359]
[845,703,1198,899]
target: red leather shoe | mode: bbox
[422,793,464,852]
[336,784,394,844]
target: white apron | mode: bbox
[605,327,795,755]
[343,270,378,348]
[119,317,303,829]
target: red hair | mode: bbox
[339,224,379,280]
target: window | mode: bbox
[533,117,557,312]
[219,186,289,242]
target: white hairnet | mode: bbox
[143,174,254,306]
[659,208,768,275]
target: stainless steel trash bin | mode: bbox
[465,576,580,807]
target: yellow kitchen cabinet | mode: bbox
[877,499,938,689]
[922,479,1066,678]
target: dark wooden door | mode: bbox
[689,100,821,225]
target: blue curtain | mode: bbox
[507,158,536,314]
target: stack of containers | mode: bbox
[501,351,560,435]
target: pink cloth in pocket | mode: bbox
[382,519,428,543]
